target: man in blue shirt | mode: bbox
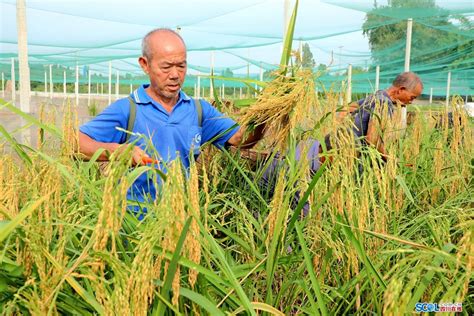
[79,28,265,207]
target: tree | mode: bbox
[222,68,234,77]
[301,43,315,69]
[263,69,277,80]
[351,66,367,76]
[316,63,328,75]
[291,43,315,69]
[362,0,473,72]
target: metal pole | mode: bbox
[404,18,413,72]
[63,70,66,97]
[197,75,201,98]
[1,72,4,98]
[194,83,197,98]
[44,72,47,95]
[401,18,413,129]
[222,83,225,99]
[446,71,451,108]
[108,61,112,104]
[429,87,433,105]
[49,64,53,99]
[17,0,30,112]
[115,70,119,99]
[338,46,343,72]
[339,81,344,105]
[130,83,133,94]
[346,64,352,104]
[75,64,79,106]
[375,65,380,92]
[283,0,290,42]
[240,87,242,99]
[299,41,303,64]
[88,68,91,106]
[11,58,16,102]
[210,52,214,98]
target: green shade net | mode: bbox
[0,0,472,97]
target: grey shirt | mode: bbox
[325,90,394,150]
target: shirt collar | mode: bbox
[377,89,393,103]
[131,84,191,105]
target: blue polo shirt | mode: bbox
[80,84,239,204]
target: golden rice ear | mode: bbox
[238,70,319,152]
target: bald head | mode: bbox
[141,28,186,61]
[138,28,187,106]
[387,72,423,105]
[392,72,423,91]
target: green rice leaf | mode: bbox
[295,222,328,316]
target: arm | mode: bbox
[79,132,149,165]
[366,118,388,162]
[227,123,266,149]
[78,99,150,165]
[337,102,359,122]
[200,100,266,150]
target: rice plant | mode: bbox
[0,91,472,315]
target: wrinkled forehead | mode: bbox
[147,32,187,59]
[158,53,187,65]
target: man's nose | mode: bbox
[169,66,179,78]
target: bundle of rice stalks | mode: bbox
[239,69,318,151]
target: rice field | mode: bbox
[0,85,472,315]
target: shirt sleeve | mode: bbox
[200,100,239,148]
[79,98,130,144]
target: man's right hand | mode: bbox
[79,132,151,166]
[131,146,151,166]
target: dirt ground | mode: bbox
[0,92,115,148]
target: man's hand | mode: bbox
[227,124,266,149]
[79,132,151,166]
[337,102,359,122]
[131,146,152,166]
[109,144,151,166]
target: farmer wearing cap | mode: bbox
[78,28,265,212]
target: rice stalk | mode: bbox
[160,159,187,306]
[239,70,318,151]
[187,161,202,288]
[93,147,132,255]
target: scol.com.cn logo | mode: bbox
[415,302,462,313]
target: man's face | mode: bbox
[395,83,423,106]
[139,33,187,101]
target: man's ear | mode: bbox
[138,56,149,74]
